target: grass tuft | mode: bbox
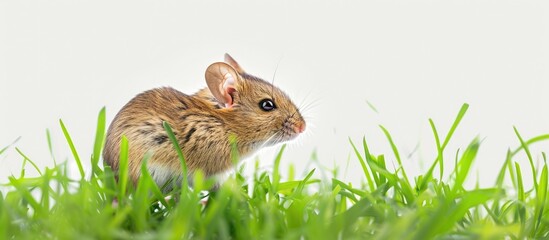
[1,103,549,239]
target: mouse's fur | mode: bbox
[103,54,306,190]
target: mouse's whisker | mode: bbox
[258,130,282,149]
[299,100,321,115]
[270,55,284,99]
[299,98,320,111]
[297,90,314,109]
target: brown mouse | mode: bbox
[103,54,306,191]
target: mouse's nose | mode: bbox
[294,121,306,134]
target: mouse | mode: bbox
[103,53,306,191]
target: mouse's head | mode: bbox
[205,54,306,146]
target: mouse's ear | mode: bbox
[224,53,245,74]
[205,62,239,108]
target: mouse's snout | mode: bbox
[293,121,306,134]
[279,115,306,142]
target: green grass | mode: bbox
[1,103,549,239]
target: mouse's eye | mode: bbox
[259,99,276,111]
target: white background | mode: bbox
[1,1,548,188]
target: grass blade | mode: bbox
[349,138,374,191]
[91,107,106,177]
[0,136,20,156]
[418,104,469,192]
[118,136,130,202]
[162,121,188,189]
[514,162,525,202]
[428,119,444,180]
[362,138,382,186]
[495,149,512,188]
[139,152,169,208]
[452,138,480,195]
[0,146,8,156]
[379,125,415,202]
[511,134,549,157]
[271,144,287,194]
[15,148,42,176]
[59,119,85,179]
[442,103,469,149]
[45,129,57,166]
[513,127,538,190]
[533,164,548,237]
